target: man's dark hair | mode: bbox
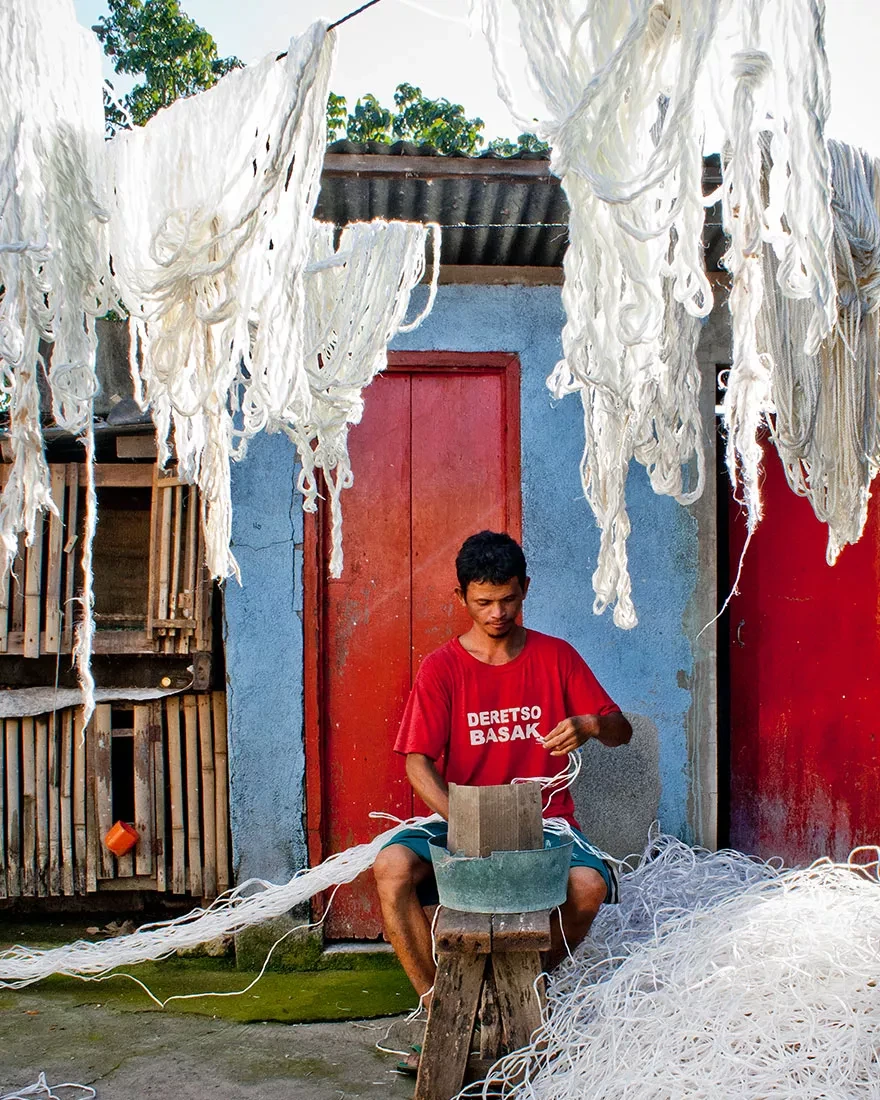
[455,531,527,593]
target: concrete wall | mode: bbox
[224,432,306,884]
[224,283,721,880]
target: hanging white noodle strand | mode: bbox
[289,219,440,576]
[762,140,880,563]
[476,0,837,626]
[0,0,109,581]
[71,418,97,728]
[106,22,335,581]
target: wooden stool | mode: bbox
[414,783,552,1100]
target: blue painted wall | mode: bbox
[224,431,306,883]
[225,284,699,882]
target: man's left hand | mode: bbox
[542,715,600,756]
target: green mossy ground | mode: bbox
[0,919,418,1024]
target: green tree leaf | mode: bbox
[95,0,242,132]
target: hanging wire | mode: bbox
[328,0,386,32]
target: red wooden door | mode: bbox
[727,442,880,863]
[305,354,521,939]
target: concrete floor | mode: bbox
[0,985,424,1099]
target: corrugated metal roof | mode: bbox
[317,142,726,270]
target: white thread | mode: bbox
[0,1076,95,1100]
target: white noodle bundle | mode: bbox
[291,219,440,575]
[477,0,836,627]
[0,0,109,577]
[461,835,880,1100]
[0,816,433,988]
[106,23,335,580]
[762,141,880,563]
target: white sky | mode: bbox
[73,0,880,155]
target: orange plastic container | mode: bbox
[104,821,139,857]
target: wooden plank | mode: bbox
[447,784,480,856]
[178,487,198,655]
[11,533,25,636]
[151,702,166,891]
[0,711,5,897]
[62,463,79,652]
[195,511,212,653]
[47,713,61,894]
[93,705,114,880]
[183,696,202,896]
[322,151,555,181]
[133,705,154,876]
[81,464,153,488]
[165,696,186,894]
[146,465,163,648]
[212,692,230,893]
[198,694,217,899]
[37,718,52,895]
[21,716,36,895]
[169,486,183,625]
[73,706,87,893]
[115,435,157,459]
[5,719,21,896]
[59,708,74,896]
[491,910,552,953]
[478,968,503,1061]
[447,782,543,858]
[415,953,486,1100]
[491,951,545,1051]
[437,265,564,286]
[434,908,492,955]
[156,482,173,625]
[43,466,66,653]
[116,850,134,878]
[0,535,10,653]
[23,516,44,658]
[85,711,99,892]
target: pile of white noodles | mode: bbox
[460,835,880,1100]
[477,0,838,628]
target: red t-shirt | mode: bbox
[394,630,621,827]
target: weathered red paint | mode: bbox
[728,441,880,863]
[305,353,521,939]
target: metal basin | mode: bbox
[428,834,573,914]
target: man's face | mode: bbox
[456,576,529,638]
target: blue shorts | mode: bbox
[381,821,619,907]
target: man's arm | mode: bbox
[542,712,632,755]
[405,753,450,820]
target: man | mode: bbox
[373,530,632,1003]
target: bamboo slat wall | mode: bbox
[0,462,210,656]
[0,693,230,899]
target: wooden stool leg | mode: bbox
[415,953,487,1100]
[479,966,503,1059]
[492,950,545,1051]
